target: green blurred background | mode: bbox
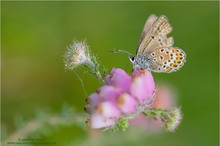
[2,1,219,146]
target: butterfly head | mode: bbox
[129,56,135,64]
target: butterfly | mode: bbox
[129,15,186,73]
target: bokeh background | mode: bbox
[2,1,219,146]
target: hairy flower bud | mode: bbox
[64,40,92,70]
[161,107,182,132]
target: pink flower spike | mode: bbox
[105,68,131,93]
[85,68,157,130]
[117,93,137,115]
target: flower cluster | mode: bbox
[85,68,155,129]
[64,40,183,132]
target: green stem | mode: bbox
[85,60,105,83]
[142,108,169,118]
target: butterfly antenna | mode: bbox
[109,49,133,57]
[73,70,87,97]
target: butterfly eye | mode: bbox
[129,56,135,63]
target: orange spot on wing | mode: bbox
[172,49,179,53]
[170,63,174,68]
[165,67,171,72]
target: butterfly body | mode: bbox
[132,54,152,70]
[130,15,186,73]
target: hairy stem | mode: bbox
[85,60,104,83]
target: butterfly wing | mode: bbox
[134,15,186,73]
[137,14,158,48]
[137,15,173,55]
[148,47,186,73]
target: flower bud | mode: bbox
[162,107,182,132]
[64,40,91,70]
[105,68,131,93]
[90,102,121,129]
[117,93,137,115]
[131,69,155,103]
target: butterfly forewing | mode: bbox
[137,16,173,55]
[150,16,172,36]
[137,15,158,48]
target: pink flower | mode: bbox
[117,93,137,114]
[131,70,155,103]
[85,68,155,129]
[105,68,131,93]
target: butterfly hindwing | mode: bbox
[148,47,186,73]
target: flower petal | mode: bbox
[131,69,155,103]
[97,85,121,102]
[117,93,137,114]
[105,68,131,93]
[89,114,116,129]
[95,101,121,118]
[85,93,102,114]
